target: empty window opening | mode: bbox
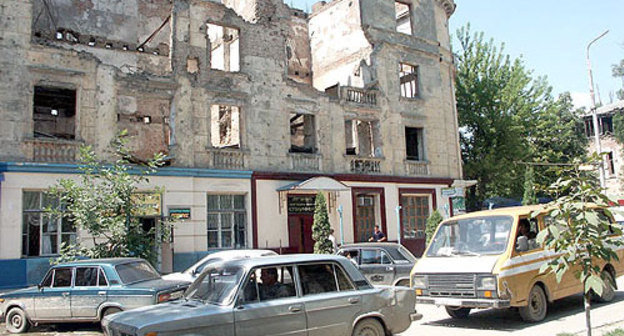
[345,119,382,157]
[607,151,615,176]
[33,86,76,139]
[395,2,412,35]
[207,24,240,72]
[290,113,316,153]
[405,127,424,161]
[211,105,240,148]
[400,63,419,98]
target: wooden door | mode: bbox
[400,195,429,256]
[355,195,376,242]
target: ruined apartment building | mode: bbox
[0,0,460,287]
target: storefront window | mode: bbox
[22,191,76,257]
[207,194,247,248]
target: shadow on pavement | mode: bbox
[0,322,102,335]
[422,290,624,332]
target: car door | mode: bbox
[298,262,362,336]
[70,267,108,318]
[359,249,395,285]
[34,267,72,319]
[234,265,306,336]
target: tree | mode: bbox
[612,59,624,100]
[312,192,333,254]
[425,210,443,245]
[47,131,168,266]
[455,25,587,210]
[535,158,622,336]
[522,166,537,205]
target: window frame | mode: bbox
[207,194,247,249]
[399,63,419,99]
[74,266,109,287]
[405,127,425,161]
[395,1,412,35]
[289,112,317,154]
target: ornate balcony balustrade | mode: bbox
[24,138,81,163]
[405,160,429,176]
[349,157,382,174]
[289,153,320,171]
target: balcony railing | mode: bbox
[349,157,382,173]
[289,153,320,171]
[24,138,81,163]
[211,149,246,170]
[340,87,377,106]
[405,160,429,176]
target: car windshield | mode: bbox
[115,261,161,284]
[427,216,513,257]
[392,246,417,263]
[185,265,244,305]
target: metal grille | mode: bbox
[427,274,476,297]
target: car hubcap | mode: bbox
[530,292,543,315]
[11,314,22,328]
[359,326,380,336]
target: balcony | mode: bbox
[24,138,81,163]
[289,153,321,171]
[210,148,246,170]
[339,86,378,107]
[349,157,382,174]
[405,160,429,176]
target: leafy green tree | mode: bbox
[522,166,537,205]
[455,25,587,209]
[535,158,622,335]
[425,210,443,245]
[312,192,333,254]
[613,59,624,100]
[613,111,624,144]
[48,131,167,266]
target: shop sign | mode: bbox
[288,195,316,214]
[441,187,457,197]
[169,208,191,220]
[131,192,162,217]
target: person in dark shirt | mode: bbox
[259,268,290,300]
[369,225,387,242]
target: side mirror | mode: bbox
[516,236,528,252]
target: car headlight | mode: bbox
[476,276,497,290]
[411,275,427,289]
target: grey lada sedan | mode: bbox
[0,258,189,333]
[103,254,420,336]
[337,243,417,287]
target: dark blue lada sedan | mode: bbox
[0,258,189,333]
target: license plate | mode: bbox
[435,298,458,305]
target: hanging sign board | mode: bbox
[288,195,316,214]
[169,208,191,220]
[131,192,162,217]
[441,187,457,197]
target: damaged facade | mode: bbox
[0,0,460,288]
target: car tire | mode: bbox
[395,279,410,287]
[519,285,547,322]
[5,307,30,334]
[102,307,122,319]
[352,318,384,336]
[445,306,471,319]
[592,270,616,303]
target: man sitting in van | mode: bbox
[516,219,537,251]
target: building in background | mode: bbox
[0,0,460,289]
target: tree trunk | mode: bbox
[584,292,592,336]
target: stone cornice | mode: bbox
[436,0,456,18]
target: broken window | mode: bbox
[290,113,316,153]
[400,63,419,98]
[345,119,382,157]
[607,151,615,176]
[206,23,240,72]
[211,105,240,148]
[405,127,424,161]
[33,86,76,139]
[395,2,412,35]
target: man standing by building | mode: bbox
[369,225,387,242]
[328,229,338,252]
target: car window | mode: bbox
[186,265,245,306]
[338,249,360,264]
[196,258,219,274]
[299,263,353,295]
[115,261,160,284]
[75,267,99,287]
[52,268,72,287]
[41,270,53,287]
[390,246,417,263]
[240,266,296,303]
[98,268,108,286]
[361,249,390,265]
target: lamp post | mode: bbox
[586,29,609,188]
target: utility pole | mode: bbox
[586,30,609,188]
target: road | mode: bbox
[3,278,624,335]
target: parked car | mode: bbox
[163,249,277,282]
[103,254,421,336]
[0,258,190,333]
[337,242,417,287]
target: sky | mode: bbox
[287,0,624,109]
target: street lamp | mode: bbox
[586,29,609,188]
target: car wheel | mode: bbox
[102,307,122,319]
[5,307,30,334]
[445,306,471,319]
[592,270,616,303]
[519,285,547,322]
[395,279,410,287]
[352,318,384,336]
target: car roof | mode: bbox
[207,249,276,258]
[447,205,545,221]
[56,257,144,267]
[339,242,402,249]
[217,254,347,268]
